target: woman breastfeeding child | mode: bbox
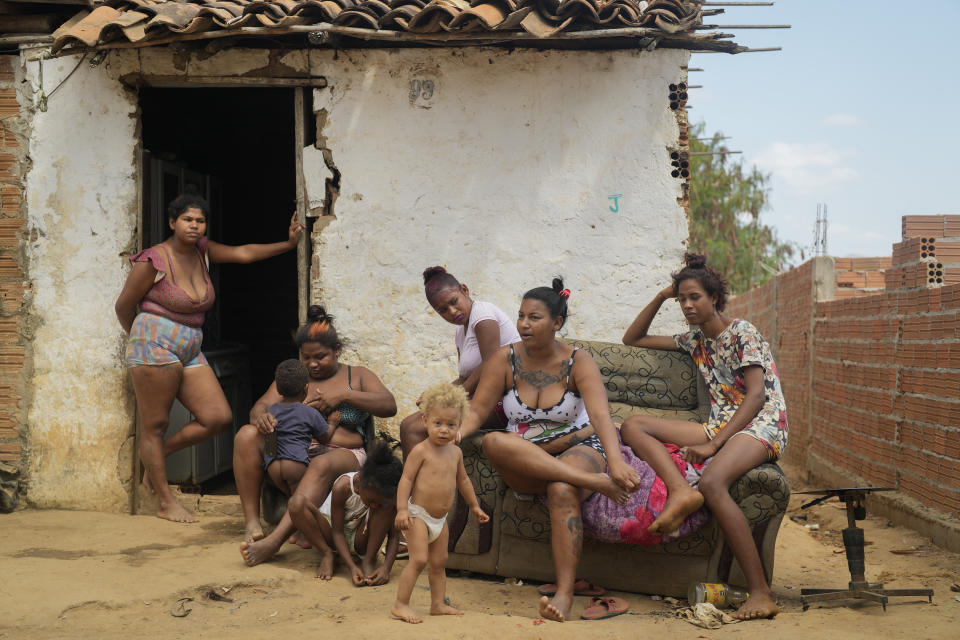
[620,253,787,621]
[259,358,402,584]
[238,307,398,564]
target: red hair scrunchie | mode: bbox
[559,288,571,299]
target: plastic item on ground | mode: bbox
[687,582,749,608]
[677,602,740,629]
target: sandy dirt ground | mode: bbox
[2,467,959,639]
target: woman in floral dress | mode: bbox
[620,253,787,621]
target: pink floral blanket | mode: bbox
[582,442,712,545]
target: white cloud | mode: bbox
[753,142,859,194]
[822,113,864,127]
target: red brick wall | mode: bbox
[726,261,817,466]
[725,276,776,339]
[0,55,26,468]
[729,215,960,523]
[813,285,960,516]
[834,256,890,299]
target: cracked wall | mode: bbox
[305,48,691,436]
[21,51,140,511]
[18,47,312,511]
[17,45,689,508]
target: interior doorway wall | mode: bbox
[139,87,301,483]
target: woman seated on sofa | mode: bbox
[620,253,787,620]
[398,266,520,458]
[234,306,397,564]
[457,278,640,622]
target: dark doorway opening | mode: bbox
[140,87,300,485]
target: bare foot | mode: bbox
[287,532,311,549]
[391,603,423,624]
[593,474,631,505]
[240,538,281,567]
[648,486,704,534]
[538,594,570,622]
[316,553,334,580]
[244,521,264,543]
[731,592,779,620]
[430,602,463,616]
[156,500,197,523]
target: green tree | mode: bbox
[687,122,795,294]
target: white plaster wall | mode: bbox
[19,47,317,510]
[19,48,315,510]
[306,48,690,431]
[18,45,690,509]
[22,53,141,510]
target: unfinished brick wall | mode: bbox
[813,284,960,517]
[834,256,890,299]
[0,55,27,470]
[728,215,960,533]
[725,260,823,467]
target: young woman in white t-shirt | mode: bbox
[398,267,520,458]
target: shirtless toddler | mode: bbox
[391,383,489,624]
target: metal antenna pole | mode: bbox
[822,204,828,256]
[813,204,829,257]
[813,204,821,256]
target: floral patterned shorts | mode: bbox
[125,313,208,369]
[703,413,788,461]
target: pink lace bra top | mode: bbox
[130,237,215,328]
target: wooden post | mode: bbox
[131,144,145,515]
[294,87,310,325]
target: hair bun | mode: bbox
[422,266,447,285]
[683,253,708,269]
[551,277,565,294]
[306,305,332,323]
[367,439,393,464]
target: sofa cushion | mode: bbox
[563,339,699,410]
[609,402,702,424]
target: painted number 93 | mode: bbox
[409,79,435,101]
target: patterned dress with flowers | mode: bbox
[675,319,788,460]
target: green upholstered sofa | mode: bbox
[444,339,791,597]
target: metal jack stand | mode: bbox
[797,487,934,611]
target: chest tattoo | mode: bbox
[515,352,571,390]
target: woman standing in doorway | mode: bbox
[115,190,304,523]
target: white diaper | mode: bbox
[407,498,447,543]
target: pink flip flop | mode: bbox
[581,596,629,620]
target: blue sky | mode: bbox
[690,1,960,261]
